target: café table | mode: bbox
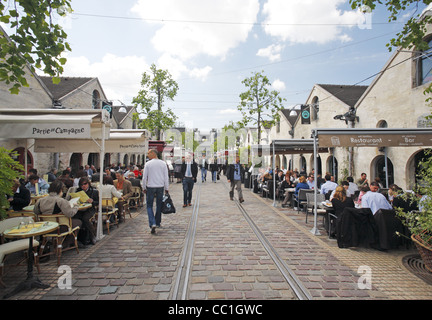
[30,194,48,205]
[321,201,335,237]
[2,221,58,299]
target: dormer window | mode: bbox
[415,38,432,87]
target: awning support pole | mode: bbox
[311,129,321,236]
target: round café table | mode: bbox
[2,221,58,299]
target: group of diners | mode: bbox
[261,170,421,218]
[6,163,144,248]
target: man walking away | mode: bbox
[142,149,170,234]
[227,155,245,203]
[181,154,198,207]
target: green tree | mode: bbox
[132,63,179,140]
[237,71,285,142]
[0,0,72,94]
[0,147,24,219]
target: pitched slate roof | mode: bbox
[318,84,368,107]
[39,76,95,100]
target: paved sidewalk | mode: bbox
[1,178,431,300]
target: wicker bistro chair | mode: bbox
[6,211,37,219]
[128,186,142,211]
[97,198,119,234]
[0,217,40,287]
[38,214,80,266]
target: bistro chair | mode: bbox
[38,214,80,266]
[98,198,119,234]
[305,193,327,224]
[0,217,40,286]
[128,186,142,211]
[294,189,313,213]
[7,211,37,219]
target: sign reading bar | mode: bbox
[319,133,432,148]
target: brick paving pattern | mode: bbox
[1,177,431,300]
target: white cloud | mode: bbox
[131,0,260,61]
[272,79,286,91]
[257,44,285,62]
[262,0,365,44]
[157,54,212,81]
[62,53,149,103]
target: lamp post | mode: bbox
[333,107,359,176]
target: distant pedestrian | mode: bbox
[181,154,198,207]
[226,155,245,203]
[199,156,208,182]
[210,158,219,183]
[142,149,170,234]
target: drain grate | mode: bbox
[402,254,432,285]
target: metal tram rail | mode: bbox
[170,180,312,301]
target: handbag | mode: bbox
[161,193,176,214]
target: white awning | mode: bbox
[34,129,149,153]
[0,109,110,140]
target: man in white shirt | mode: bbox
[347,176,359,195]
[320,174,338,197]
[361,181,392,215]
[142,149,169,234]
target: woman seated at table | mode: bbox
[293,176,309,209]
[329,186,355,237]
[280,173,295,207]
[100,175,123,222]
[33,180,82,247]
[71,177,98,245]
[7,178,31,211]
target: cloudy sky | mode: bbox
[55,0,423,132]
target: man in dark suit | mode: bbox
[181,154,198,207]
[226,155,245,203]
[8,179,31,211]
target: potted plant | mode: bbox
[0,147,25,219]
[395,150,432,272]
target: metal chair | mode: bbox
[305,192,327,223]
[294,189,314,213]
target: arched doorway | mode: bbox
[310,154,322,175]
[327,156,338,181]
[70,153,82,177]
[373,155,394,187]
[299,156,307,174]
[407,149,432,189]
[12,147,33,173]
[88,153,99,167]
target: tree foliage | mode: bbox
[0,147,24,219]
[0,0,72,94]
[132,63,179,140]
[350,0,432,51]
[237,71,285,142]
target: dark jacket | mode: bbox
[226,163,245,181]
[77,186,99,211]
[181,161,198,180]
[10,184,31,211]
[336,207,378,249]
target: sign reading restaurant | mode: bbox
[319,133,432,148]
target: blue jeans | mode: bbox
[182,177,194,205]
[146,187,164,228]
[201,168,207,181]
[212,171,217,182]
